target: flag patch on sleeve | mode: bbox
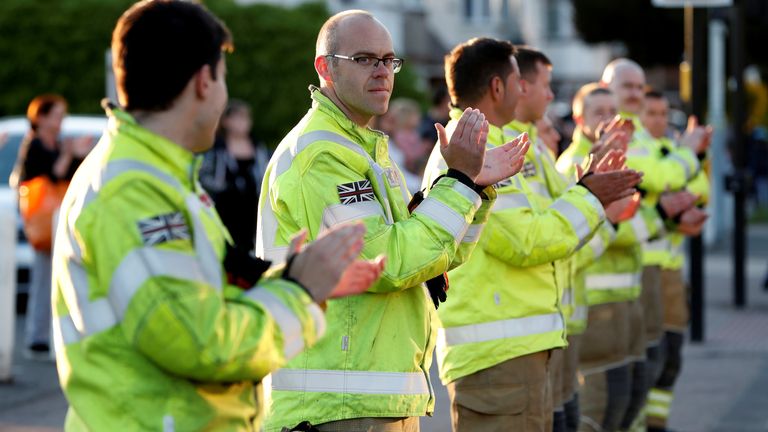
[522,161,537,178]
[137,212,191,246]
[337,180,375,205]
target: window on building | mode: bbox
[464,0,491,24]
[545,0,574,40]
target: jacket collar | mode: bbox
[448,107,505,147]
[309,86,387,159]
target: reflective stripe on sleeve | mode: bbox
[447,180,482,211]
[413,197,468,244]
[438,312,564,346]
[667,151,698,180]
[630,212,651,242]
[625,147,651,158]
[245,288,316,360]
[528,180,551,199]
[551,199,593,245]
[462,224,484,243]
[586,228,607,258]
[494,193,531,211]
[644,237,671,252]
[270,369,430,395]
[586,272,642,290]
[109,247,215,318]
[321,201,386,229]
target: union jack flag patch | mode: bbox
[522,161,537,178]
[137,212,190,246]
[337,180,375,205]
[494,178,514,189]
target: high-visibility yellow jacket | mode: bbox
[656,137,711,270]
[423,111,606,385]
[256,88,495,430]
[558,131,662,306]
[504,120,588,335]
[623,114,701,266]
[52,105,325,431]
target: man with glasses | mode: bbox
[257,9,526,432]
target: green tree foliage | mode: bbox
[0,0,425,146]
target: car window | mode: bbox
[0,133,24,187]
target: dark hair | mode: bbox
[112,0,233,111]
[431,86,449,107]
[445,37,517,107]
[644,89,666,100]
[216,98,251,139]
[26,94,67,131]
[514,46,552,82]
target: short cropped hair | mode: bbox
[445,37,517,107]
[514,46,552,82]
[572,83,612,118]
[112,0,233,111]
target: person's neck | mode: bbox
[132,109,198,154]
[36,129,57,149]
[470,98,508,128]
[513,106,536,125]
[578,127,597,144]
[320,86,372,128]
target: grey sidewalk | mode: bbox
[2,226,768,431]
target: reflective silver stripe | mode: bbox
[438,312,564,346]
[586,273,641,290]
[551,199,592,245]
[626,147,651,158]
[667,151,698,180]
[321,201,386,230]
[630,212,650,242]
[55,314,82,346]
[413,197,468,244]
[270,369,430,395]
[245,288,313,360]
[646,405,669,418]
[462,223,484,243]
[109,247,212,318]
[586,229,607,258]
[58,257,118,338]
[184,195,223,291]
[259,129,397,262]
[494,193,531,211]
[448,180,482,211]
[644,237,670,252]
[528,180,551,199]
[571,305,588,323]
[649,390,673,404]
[562,287,573,306]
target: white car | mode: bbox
[0,115,107,311]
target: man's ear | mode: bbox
[489,76,503,102]
[194,64,214,99]
[518,78,530,97]
[315,55,333,83]
[573,115,584,127]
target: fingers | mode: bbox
[452,108,472,141]
[687,115,698,132]
[288,229,308,255]
[435,123,448,150]
[467,111,486,149]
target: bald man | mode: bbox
[256,10,523,432]
[600,59,710,430]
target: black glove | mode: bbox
[426,273,449,309]
[223,244,271,289]
[281,421,319,432]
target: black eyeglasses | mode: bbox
[326,54,404,73]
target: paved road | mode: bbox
[3,225,768,432]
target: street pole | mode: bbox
[730,0,747,308]
[689,5,708,342]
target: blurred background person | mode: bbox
[378,97,430,195]
[199,99,269,251]
[10,93,91,360]
[536,113,562,158]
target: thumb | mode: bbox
[435,123,448,150]
[288,229,308,255]
[576,163,584,180]
[687,115,698,132]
